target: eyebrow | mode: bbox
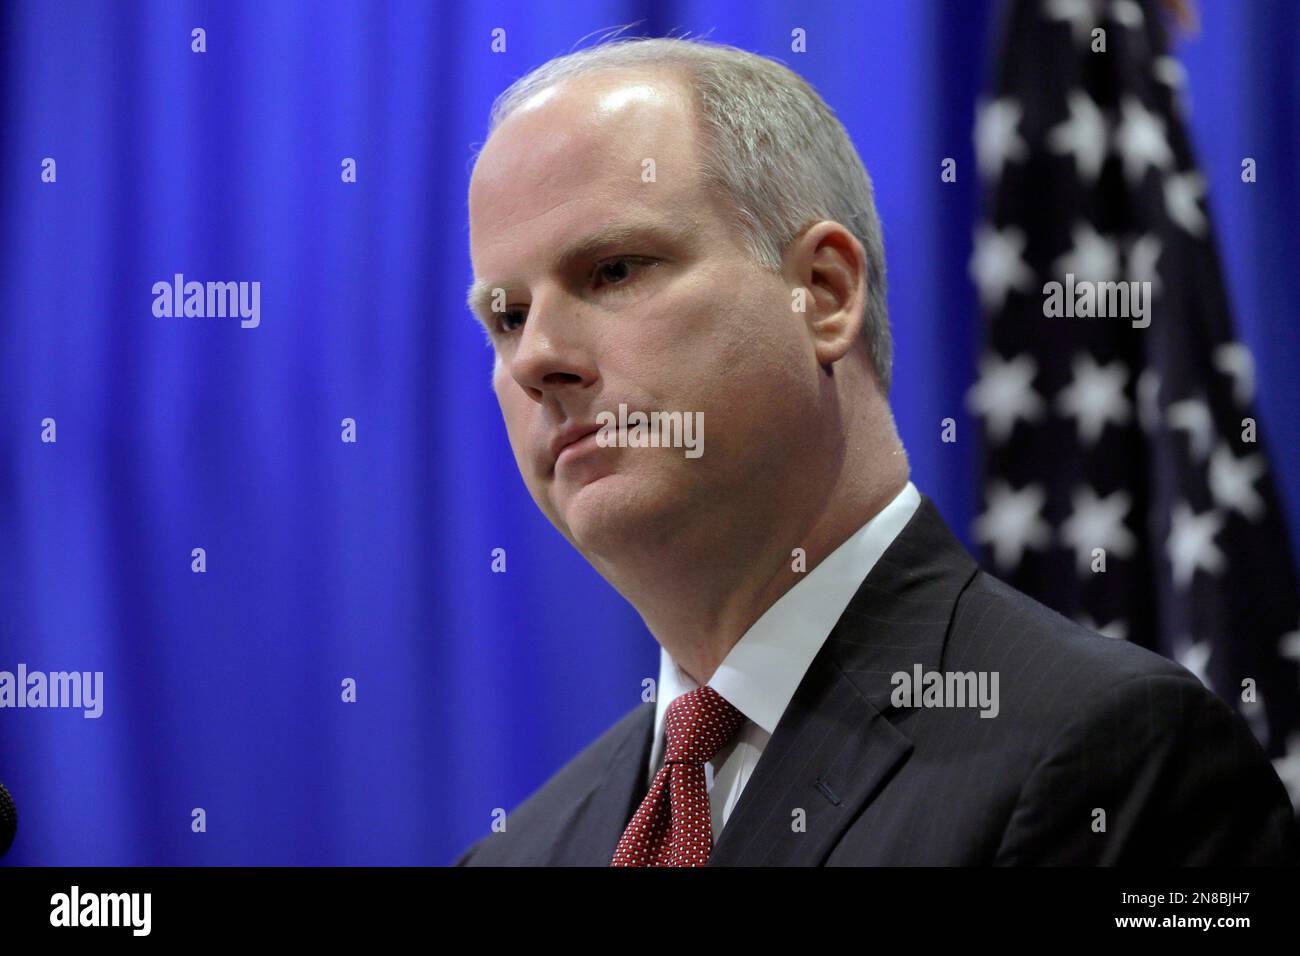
[465,218,697,324]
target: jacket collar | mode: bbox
[563,494,978,866]
[707,495,979,864]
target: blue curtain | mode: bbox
[1,0,1295,865]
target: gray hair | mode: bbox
[484,33,893,394]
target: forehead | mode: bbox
[468,71,706,266]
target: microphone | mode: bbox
[0,782,16,858]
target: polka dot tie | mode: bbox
[610,685,746,867]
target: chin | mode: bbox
[557,474,679,556]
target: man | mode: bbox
[455,37,1298,865]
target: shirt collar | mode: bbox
[649,481,922,772]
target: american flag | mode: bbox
[966,0,1300,812]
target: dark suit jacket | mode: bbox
[455,496,1300,865]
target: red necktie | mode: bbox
[610,685,746,867]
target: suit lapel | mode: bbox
[708,496,979,865]
[552,701,655,865]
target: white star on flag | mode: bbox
[1125,234,1163,297]
[1110,0,1144,28]
[1241,694,1270,750]
[1113,95,1174,185]
[1044,0,1104,46]
[970,224,1035,310]
[1076,614,1129,640]
[1167,397,1214,461]
[1153,55,1187,91]
[1163,170,1208,237]
[975,480,1052,571]
[974,98,1028,181]
[1213,343,1256,407]
[966,352,1046,443]
[1152,55,1190,116]
[1052,221,1120,283]
[1276,620,1300,683]
[1060,486,1137,575]
[1272,733,1300,813]
[1175,639,1213,687]
[1047,90,1109,182]
[1055,352,1131,445]
[1208,444,1267,521]
[1167,503,1226,588]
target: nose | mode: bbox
[506,294,599,403]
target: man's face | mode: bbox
[467,70,826,560]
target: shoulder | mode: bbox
[941,568,1231,792]
[942,571,1296,863]
[453,701,651,865]
[949,568,1197,692]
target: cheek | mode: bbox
[667,279,809,396]
[681,296,820,465]
[625,277,734,371]
[495,389,531,464]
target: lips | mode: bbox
[548,423,602,470]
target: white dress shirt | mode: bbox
[646,480,922,843]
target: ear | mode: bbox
[785,221,868,367]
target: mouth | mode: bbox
[548,424,602,474]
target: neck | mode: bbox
[589,409,909,686]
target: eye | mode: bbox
[591,255,656,290]
[494,308,527,335]
[491,257,658,338]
